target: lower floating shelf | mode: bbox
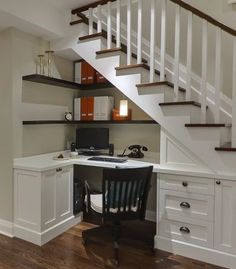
[22,120,158,125]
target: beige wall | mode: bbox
[0,30,14,222]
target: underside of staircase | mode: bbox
[53,0,236,175]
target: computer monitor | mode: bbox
[76,128,109,154]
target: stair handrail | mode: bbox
[72,0,236,36]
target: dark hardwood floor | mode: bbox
[0,221,226,269]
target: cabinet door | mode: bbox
[215,179,236,254]
[56,166,73,222]
[42,169,57,230]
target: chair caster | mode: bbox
[111,258,119,267]
[82,234,87,246]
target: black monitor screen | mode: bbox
[76,128,109,150]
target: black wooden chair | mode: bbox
[82,166,153,266]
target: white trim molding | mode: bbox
[155,236,236,269]
[0,219,14,238]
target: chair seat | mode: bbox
[89,194,138,214]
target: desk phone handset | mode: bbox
[118,145,148,158]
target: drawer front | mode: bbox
[160,173,214,195]
[160,190,214,222]
[159,219,213,248]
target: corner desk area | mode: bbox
[13,150,236,268]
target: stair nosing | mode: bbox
[115,64,161,75]
[96,48,148,64]
[185,123,230,128]
[70,19,83,26]
[79,32,105,41]
[96,48,123,55]
[215,143,236,151]
[159,101,202,108]
[136,81,186,92]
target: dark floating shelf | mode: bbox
[22,74,115,90]
[23,120,158,125]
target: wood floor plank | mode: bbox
[0,221,226,269]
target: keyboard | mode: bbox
[88,156,127,163]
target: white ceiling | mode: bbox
[43,0,96,10]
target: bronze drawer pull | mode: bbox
[180,202,191,209]
[180,226,190,234]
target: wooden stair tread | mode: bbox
[159,101,202,107]
[70,19,83,26]
[79,32,105,41]
[96,48,148,64]
[115,64,160,76]
[136,81,186,92]
[215,143,236,152]
[185,123,231,127]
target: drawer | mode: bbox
[159,218,213,248]
[160,190,214,222]
[160,173,214,195]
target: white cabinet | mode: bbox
[94,96,114,120]
[158,173,214,248]
[214,179,236,254]
[41,166,73,231]
[14,165,79,246]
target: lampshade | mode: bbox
[119,99,128,116]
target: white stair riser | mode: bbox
[96,51,138,66]
[138,84,185,102]
[160,106,201,124]
[116,67,160,83]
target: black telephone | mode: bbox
[118,145,148,159]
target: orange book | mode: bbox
[87,97,94,120]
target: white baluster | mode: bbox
[88,8,93,35]
[201,20,208,123]
[150,0,156,83]
[214,28,222,123]
[127,0,132,65]
[186,11,192,101]
[174,5,180,101]
[107,1,112,49]
[116,0,121,48]
[232,37,236,147]
[160,0,166,81]
[97,5,102,33]
[137,0,143,64]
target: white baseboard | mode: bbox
[155,236,236,269]
[14,214,82,246]
[0,219,14,238]
[145,210,156,222]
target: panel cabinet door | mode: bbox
[56,166,73,222]
[214,179,236,254]
[42,169,57,230]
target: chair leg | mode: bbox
[112,240,119,267]
[111,224,121,267]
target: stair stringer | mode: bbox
[63,37,236,175]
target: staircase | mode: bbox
[54,0,236,175]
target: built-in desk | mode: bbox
[14,151,236,269]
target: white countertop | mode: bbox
[13,150,220,179]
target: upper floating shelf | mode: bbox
[22,74,115,90]
[22,120,158,125]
